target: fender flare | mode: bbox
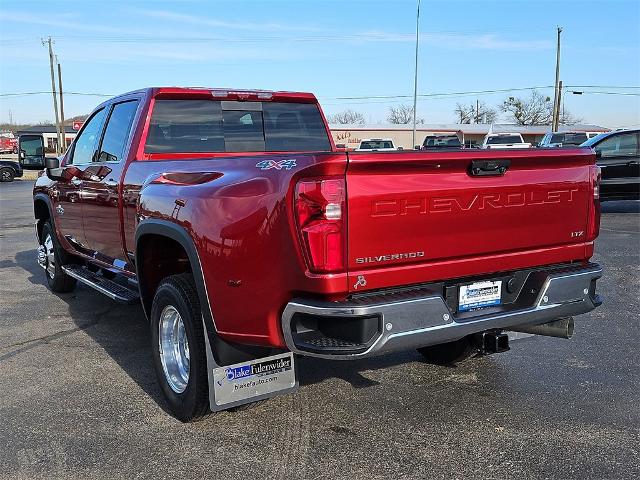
[135,219,216,333]
[135,219,272,365]
[33,193,55,242]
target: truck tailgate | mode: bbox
[346,148,595,292]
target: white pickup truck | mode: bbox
[355,138,399,151]
[482,133,531,149]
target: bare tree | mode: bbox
[454,101,497,124]
[500,90,581,125]
[327,109,365,125]
[387,104,423,124]
[558,108,582,126]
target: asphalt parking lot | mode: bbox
[1,179,639,480]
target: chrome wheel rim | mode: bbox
[158,305,190,394]
[44,234,56,278]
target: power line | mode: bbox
[0,91,114,98]
[1,86,638,103]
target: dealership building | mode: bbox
[329,123,608,149]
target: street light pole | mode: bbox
[412,0,421,149]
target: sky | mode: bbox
[0,0,639,128]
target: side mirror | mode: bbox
[19,150,25,160]
[45,157,64,180]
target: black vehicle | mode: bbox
[0,160,24,182]
[581,129,640,201]
[539,131,590,147]
[422,134,462,149]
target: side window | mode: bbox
[596,134,639,157]
[97,101,139,162]
[70,108,107,165]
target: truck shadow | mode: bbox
[13,249,432,414]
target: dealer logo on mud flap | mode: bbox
[212,352,296,406]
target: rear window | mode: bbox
[145,99,330,153]
[424,135,461,148]
[562,133,588,145]
[360,140,393,149]
[487,135,523,145]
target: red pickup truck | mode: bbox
[33,87,602,421]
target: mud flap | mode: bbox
[202,318,298,412]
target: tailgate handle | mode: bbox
[470,159,510,177]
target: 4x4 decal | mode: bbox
[256,159,297,170]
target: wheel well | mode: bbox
[34,198,50,243]
[136,234,192,315]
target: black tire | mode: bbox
[150,273,211,422]
[417,336,477,366]
[40,221,77,293]
[0,167,15,182]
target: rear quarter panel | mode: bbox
[127,152,347,347]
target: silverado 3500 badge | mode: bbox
[355,251,425,264]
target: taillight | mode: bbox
[295,177,346,273]
[587,165,601,241]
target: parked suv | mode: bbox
[539,131,590,148]
[581,129,640,200]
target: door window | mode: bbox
[595,133,639,158]
[70,108,107,165]
[97,101,139,163]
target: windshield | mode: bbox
[487,135,523,144]
[360,140,393,149]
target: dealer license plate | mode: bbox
[458,280,502,312]
[212,352,296,407]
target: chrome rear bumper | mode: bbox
[281,263,602,359]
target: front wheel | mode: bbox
[150,273,210,422]
[417,336,477,366]
[39,221,76,293]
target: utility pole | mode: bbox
[57,57,66,152]
[557,80,563,127]
[411,0,421,149]
[42,37,62,155]
[551,26,563,132]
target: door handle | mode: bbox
[104,179,118,187]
